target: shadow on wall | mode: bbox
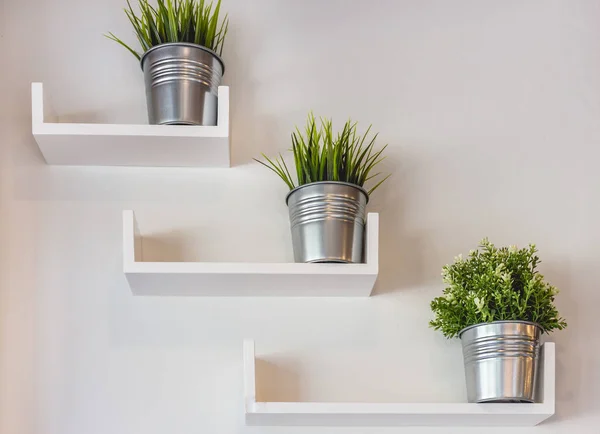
[224,25,282,167]
[140,231,190,262]
[368,150,438,296]
[255,357,302,403]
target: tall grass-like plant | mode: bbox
[106,0,229,61]
[430,239,567,338]
[255,113,390,195]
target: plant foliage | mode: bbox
[255,113,390,196]
[106,0,228,60]
[430,239,567,338]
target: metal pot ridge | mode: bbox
[286,181,368,263]
[141,43,224,125]
[459,321,542,403]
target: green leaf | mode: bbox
[104,32,142,60]
[367,173,391,195]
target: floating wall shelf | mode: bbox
[123,211,379,296]
[243,340,555,427]
[31,83,230,167]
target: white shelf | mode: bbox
[243,340,555,427]
[123,211,379,296]
[31,83,230,167]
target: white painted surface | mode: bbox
[244,340,555,426]
[31,83,230,167]
[1,1,599,434]
[123,211,379,296]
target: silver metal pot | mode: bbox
[286,181,368,263]
[140,43,224,125]
[459,321,542,403]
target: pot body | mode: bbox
[141,43,224,125]
[459,321,541,403]
[286,181,368,263]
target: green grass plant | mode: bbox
[106,0,228,60]
[255,113,390,196]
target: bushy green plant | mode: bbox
[106,0,228,61]
[255,113,390,195]
[430,239,567,338]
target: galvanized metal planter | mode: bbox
[459,321,542,403]
[140,43,224,126]
[286,181,368,263]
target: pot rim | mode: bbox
[458,320,542,338]
[140,42,225,74]
[285,181,370,206]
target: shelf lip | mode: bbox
[125,261,377,275]
[33,122,228,138]
[243,340,555,426]
[251,401,553,415]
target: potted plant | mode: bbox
[430,239,567,403]
[106,0,228,126]
[255,113,389,263]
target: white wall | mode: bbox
[1,0,599,433]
